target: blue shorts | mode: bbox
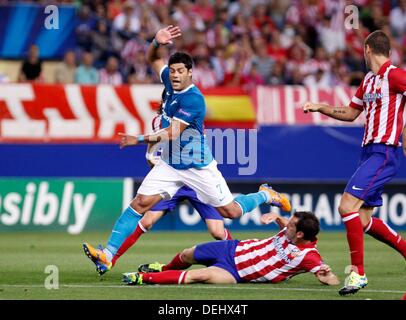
[193,240,243,283]
[150,185,224,220]
[344,144,401,207]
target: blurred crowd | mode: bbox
[9,0,406,90]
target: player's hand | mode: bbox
[155,25,182,45]
[316,264,340,286]
[303,102,321,113]
[260,212,280,225]
[118,132,138,149]
[318,264,332,275]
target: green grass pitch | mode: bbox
[0,231,404,300]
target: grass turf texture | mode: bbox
[0,231,404,300]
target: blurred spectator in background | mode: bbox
[303,68,331,89]
[240,62,265,92]
[54,50,76,84]
[76,5,96,54]
[75,51,99,84]
[251,39,274,84]
[390,0,406,40]
[193,56,218,89]
[126,51,154,85]
[113,1,140,34]
[268,61,286,85]
[3,0,406,86]
[91,20,113,69]
[99,56,123,85]
[18,44,43,83]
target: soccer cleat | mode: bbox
[83,243,112,276]
[259,184,292,212]
[138,262,165,273]
[122,272,143,285]
[338,271,368,296]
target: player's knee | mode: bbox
[180,247,196,264]
[131,196,151,213]
[139,216,153,230]
[217,206,240,219]
[338,200,355,216]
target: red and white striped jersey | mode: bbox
[234,228,323,283]
[349,61,406,147]
[151,113,162,132]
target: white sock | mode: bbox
[103,248,113,262]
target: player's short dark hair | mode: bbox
[293,211,320,240]
[168,52,193,70]
[364,30,391,57]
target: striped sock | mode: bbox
[112,222,147,266]
[364,217,406,259]
[223,228,233,240]
[106,206,142,256]
[162,253,191,271]
[342,211,365,275]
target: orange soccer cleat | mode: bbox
[83,242,112,276]
[259,184,292,212]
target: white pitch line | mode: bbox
[0,284,404,294]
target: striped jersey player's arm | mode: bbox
[389,68,406,96]
[301,251,323,274]
[349,80,364,111]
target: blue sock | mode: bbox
[106,206,142,255]
[234,191,269,215]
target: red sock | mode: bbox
[364,217,406,258]
[142,270,188,284]
[342,212,365,275]
[112,223,147,266]
[224,228,233,240]
[162,253,191,271]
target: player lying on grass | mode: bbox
[110,90,233,268]
[122,211,340,286]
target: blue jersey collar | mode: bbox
[174,84,195,94]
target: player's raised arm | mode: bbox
[146,25,182,76]
[303,102,362,122]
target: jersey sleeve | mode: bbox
[301,251,323,274]
[349,80,364,111]
[159,65,172,92]
[173,94,204,125]
[389,68,406,96]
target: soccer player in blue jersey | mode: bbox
[108,90,233,268]
[83,25,291,275]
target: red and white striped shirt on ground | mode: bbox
[349,61,406,147]
[234,228,323,283]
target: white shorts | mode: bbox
[137,159,234,207]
